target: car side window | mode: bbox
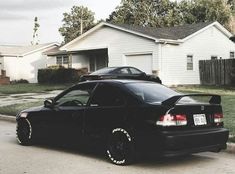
[116,68,130,74]
[129,68,143,75]
[89,84,125,107]
[55,83,96,107]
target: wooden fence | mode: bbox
[199,59,235,86]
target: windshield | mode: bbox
[125,83,179,103]
[90,67,116,75]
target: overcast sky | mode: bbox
[0,0,121,45]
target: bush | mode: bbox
[38,68,80,84]
[11,79,29,84]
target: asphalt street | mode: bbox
[0,120,235,174]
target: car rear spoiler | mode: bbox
[162,94,221,107]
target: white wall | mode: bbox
[46,54,90,70]
[3,46,57,83]
[46,56,57,67]
[160,26,235,85]
[65,26,159,72]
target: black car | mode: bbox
[79,66,162,84]
[16,80,229,165]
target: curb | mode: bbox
[0,114,234,153]
[0,114,15,122]
[226,143,235,154]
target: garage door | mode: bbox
[125,54,152,74]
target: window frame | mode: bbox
[54,83,97,107]
[186,55,194,71]
[89,83,126,107]
[230,51,235,59]
[56,55,69,66]
[211,55,218,60]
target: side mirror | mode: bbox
[44,99,54,108]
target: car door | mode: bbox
[41,82,97,141]
[84,82,128,139]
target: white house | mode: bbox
[46,21,235,85]
[0,43,58,83]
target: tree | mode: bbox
[59,6,95,44]
[107,0,232,30]
[107,0,181,27]
[31,17,40,45]
[182,0,232,25]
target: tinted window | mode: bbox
[91,67,116,75]
[56,83,96,106]
[117,68,130,74]
[90,84,125,107]
[129,68,143,74]
[125,83,178,103]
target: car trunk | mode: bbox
[170,104,223,129]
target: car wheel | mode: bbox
[16,119,33,145]
[106,128,135,165]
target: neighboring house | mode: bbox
[0,43,58,83]
[45,21,235,85]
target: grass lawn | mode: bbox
[176,86,235,138]
[0,101,43,116]
[0,83,73,94]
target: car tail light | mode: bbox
[156,114,187,127]
[213,113,223,124]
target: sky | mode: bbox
[0,0,121,45]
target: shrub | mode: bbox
[11,79,29,84]
[38,68,80,84]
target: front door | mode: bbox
[41,83,97,141]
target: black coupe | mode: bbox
[16,80,229,165]
[79,66,162,84]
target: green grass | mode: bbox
[176,86,235,136]
[0,101,44,116]
[0,83,73,94]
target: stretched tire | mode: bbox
[16,119,33,146]
[106,128,135,165]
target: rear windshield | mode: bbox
[125,83,179,103]
[90,67,116,75]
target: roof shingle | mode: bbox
[111,21,214,40]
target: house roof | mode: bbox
[112,21,214,40]
[0,42,59,57]
[43,46,67,56]
[61,21,233,50]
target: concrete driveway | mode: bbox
[1,120,235,174]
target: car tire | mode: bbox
[16,118,33,146]
[106,128,135,165]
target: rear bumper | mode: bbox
[137,128,229,157]
[161,128,229,157]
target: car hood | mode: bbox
[21,105,44,113]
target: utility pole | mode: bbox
[80,7,84,35]
[31,17,40,45]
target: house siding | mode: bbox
[65,26,159,72]
[3,45,56,83]
[160,26,235,85]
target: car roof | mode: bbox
[78,79,154,85]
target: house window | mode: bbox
[187,55,193,70]
[211,56,218,60]
[56,55,69,65]
[230,51,235,59]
